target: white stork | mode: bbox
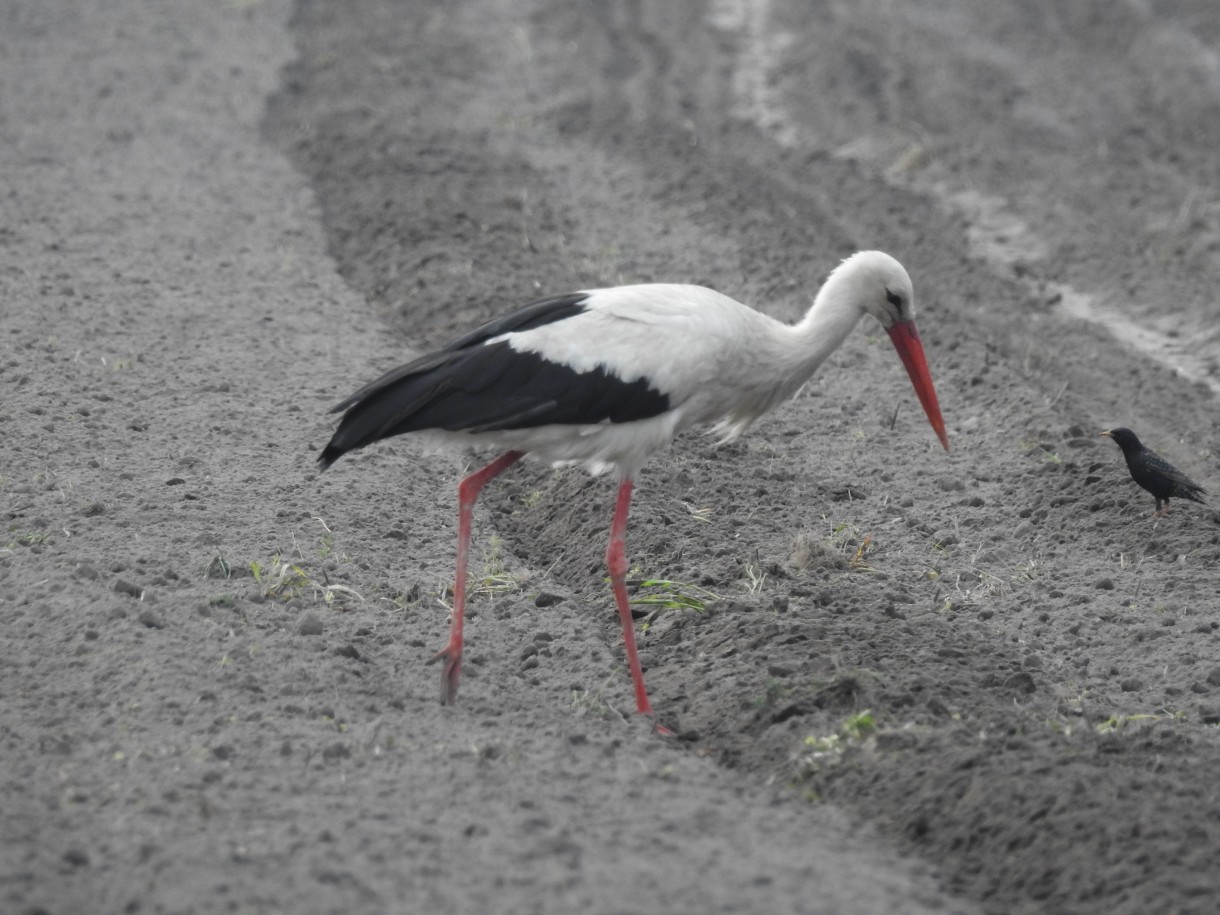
[319,250,949,722]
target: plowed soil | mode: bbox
[6,2,1220,914]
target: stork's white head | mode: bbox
[829,250,916,329]
[814,250,948,450]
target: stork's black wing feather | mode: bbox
[319,293,671,469]
[440,293,592,353]
[329,293,591,415]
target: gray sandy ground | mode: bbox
[4,2,1220,914]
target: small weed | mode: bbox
[810,664,880,706]
[6,529,50,548]
[203,551,233,580]
[570,672,629,723]
[680,501,714,523]
[849,533,875,571]
[250,554,363,606]
[742,561,767,594]
[380,582,423,612]
[1016,559,1042,580]
[841,709,877,740]
[106,354,140,371]
[295,517,346,564]
[1020,440,1062,463]
[319,713,349,734]
[827,520,856,548]
[955,568,1010,601]
[650,764,678,781]
[472,534,526,597]
[792,709,878,784]
[474,571,522,597]
[823,521,880,573]
[251,556,307,595]
[627,578,718,613]
[1095,709,1186,734]
[755,678,793,707]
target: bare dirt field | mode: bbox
[5,2,1220,913]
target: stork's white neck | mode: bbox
[718,268,874,431]
[799,274,869,358]
[773,267,873,393]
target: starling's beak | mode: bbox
[886,319,949,451]
[1099,430,1113,438]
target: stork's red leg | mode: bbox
[432,450,524,704]
[605,477,658,720]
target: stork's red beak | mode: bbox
[886,320,949,451]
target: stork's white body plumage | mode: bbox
[320,250,949,725]
[458,282,806,475]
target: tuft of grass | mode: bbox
[380,582,423,613]
[471,534,527,597]
[848,533,875,571]
[950,567,1010,602]
[827,520,865,554]
[627,578,719,613]
[5,529,51,548]
[296,517,346,564]
[680,501,714,523]
[570,672,629,723]
[820,521,882,574]
[792,709,879,787]
[841,709,877,739]
[742,560,768,594]
[1095,709,1186,734]
[250,554,362,606]
[1016,558,1042,580]
[203,550,233,580]
[105,354,140,371]
[754,678,794,708]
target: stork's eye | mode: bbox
[885,288,903,310]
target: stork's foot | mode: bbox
[633,701,673,737]
[428,644,462,705]
[631,699,673,737]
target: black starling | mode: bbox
[1100,427,1208,517]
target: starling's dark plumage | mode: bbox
[1101,427,1208,516]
